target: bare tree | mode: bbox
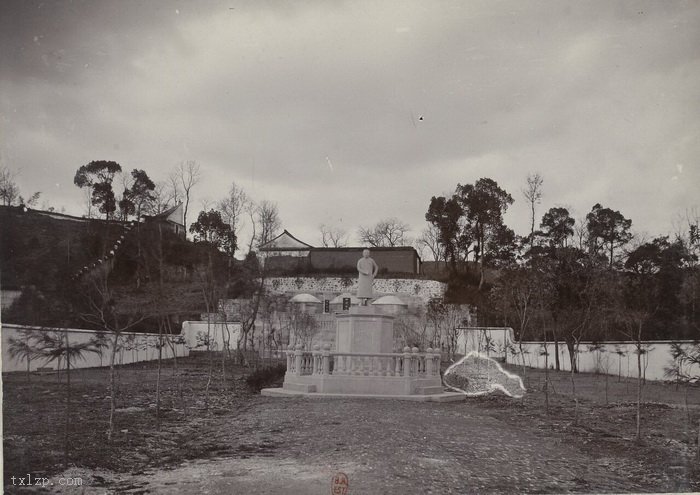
[0,165,20,206]
[358,217,410,247]
[255,200,282,247]
[77,275,147,441]
[416,224,444,261]
[81,187,95,218]
[1,166,41,207]
[171,160,201,231]
[145,181,175,215]
[288,305,320,348]
[522,172,543,251]
[218,181,251,257]
[241,198,255,254]
[319,224,348,247]
[574,216,589,251]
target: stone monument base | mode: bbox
[261,387,465,402]
[263,305,464,402]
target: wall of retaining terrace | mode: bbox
[263,277,447,304]
[1,323,189,373]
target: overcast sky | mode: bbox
[2,0,699,253]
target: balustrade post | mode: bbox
[403,346,412,377]
[312,345,321,375]
[286,350,293,373]
[412,347,419,376]
[425,347,433,376]
[294,344,304,377]
[322,344,331,376]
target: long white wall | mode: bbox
[181,321,241,350]
[457,327,700,382]
[1,323,189,373]
[512,340,700,382]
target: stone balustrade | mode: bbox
[285,344,441,379]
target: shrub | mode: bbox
[245,364,287,391]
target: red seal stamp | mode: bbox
[331,472,349,495]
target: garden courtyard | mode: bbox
[3,357,700,494]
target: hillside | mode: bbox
[0,206,245,331]
[0,206,129,291]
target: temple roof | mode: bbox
[144,203,184,226]
[259,229,313,251]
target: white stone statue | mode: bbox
[356,249,379,305]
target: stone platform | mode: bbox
[264,305,464,401]
[261,387,465,402]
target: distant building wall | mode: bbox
[309,247,419,274]
[264,255,311,272]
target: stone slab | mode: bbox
[261,387,466,402]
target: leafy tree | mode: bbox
[74,160,122,220]
[625,236,696,339]
[425,195,464,268]
[7,329,42,382]
[456,178,514,289]
[33,330,102,467]
[586,203,632,268]
[190,209,237,257]
[119,169,156,220]
[484,224,519,268]
[540,207,575,249]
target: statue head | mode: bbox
[362,249,370,258]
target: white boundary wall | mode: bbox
[181,321,241,351]
[513,340,700,382]
[1,323,189,373]
[457,327,700,382]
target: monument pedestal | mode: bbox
[263,298,464,402]
[335,306,394,353]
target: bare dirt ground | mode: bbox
[3,356,700,494]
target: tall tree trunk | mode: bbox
[571,367,578,426]
[543,325,549,416]
[64,332,71,469]
[156,329,162,430]
[636,339,642,442]
[108,332,119,441]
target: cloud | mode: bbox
[1,0,699,246]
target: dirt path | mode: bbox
[5,363,699,494]
[105,396,694,494]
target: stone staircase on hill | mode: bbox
[72,220,139,281]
